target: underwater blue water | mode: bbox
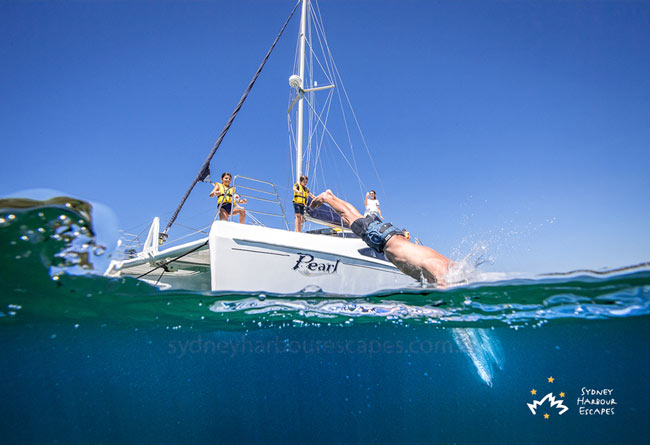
[2,319,649,443]
[1,198,649,444]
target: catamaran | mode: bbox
[104,0,420,294]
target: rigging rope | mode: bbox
[289,0,377,200]
[136,240,209,280]
[302,94,365,188]
[312,0,384,195]
[163,0,301,235]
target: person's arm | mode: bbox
[209,183,221,198]
[233,194,247,207]
[364,192,369,208]
[292,183,300,194]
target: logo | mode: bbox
[525,377,618,420]
[576,387,616,416]
[292,253,340,276]
[527,376,569,419]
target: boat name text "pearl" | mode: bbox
[292,254,340,275]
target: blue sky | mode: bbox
[1,0,649,275]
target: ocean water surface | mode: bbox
[1,197,649,444]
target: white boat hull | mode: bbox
[106,221,418,295]
[208,221,417,295]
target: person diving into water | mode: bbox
[310,190,453,285]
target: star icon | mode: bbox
[544,413,550,419]
[531,389,537,395]
[548,376,555,383]
[560,392,565,398]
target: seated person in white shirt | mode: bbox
[364,190,382,220]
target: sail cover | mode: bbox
[305,197,346,228]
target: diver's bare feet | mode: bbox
[310,190,331,209]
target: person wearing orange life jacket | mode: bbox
[292,175,315,232]
[209,172,247,224]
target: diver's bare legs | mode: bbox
[311,189,453,284]
[310,190,363,226]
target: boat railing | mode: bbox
[118,231,144,259]
[118,176,289,261]
[216,175,290,230]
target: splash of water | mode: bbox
[0,189,119,276]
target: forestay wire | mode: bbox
[163,0,301,235]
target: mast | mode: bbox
[295,0,308,180]
[288,0,333,182]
